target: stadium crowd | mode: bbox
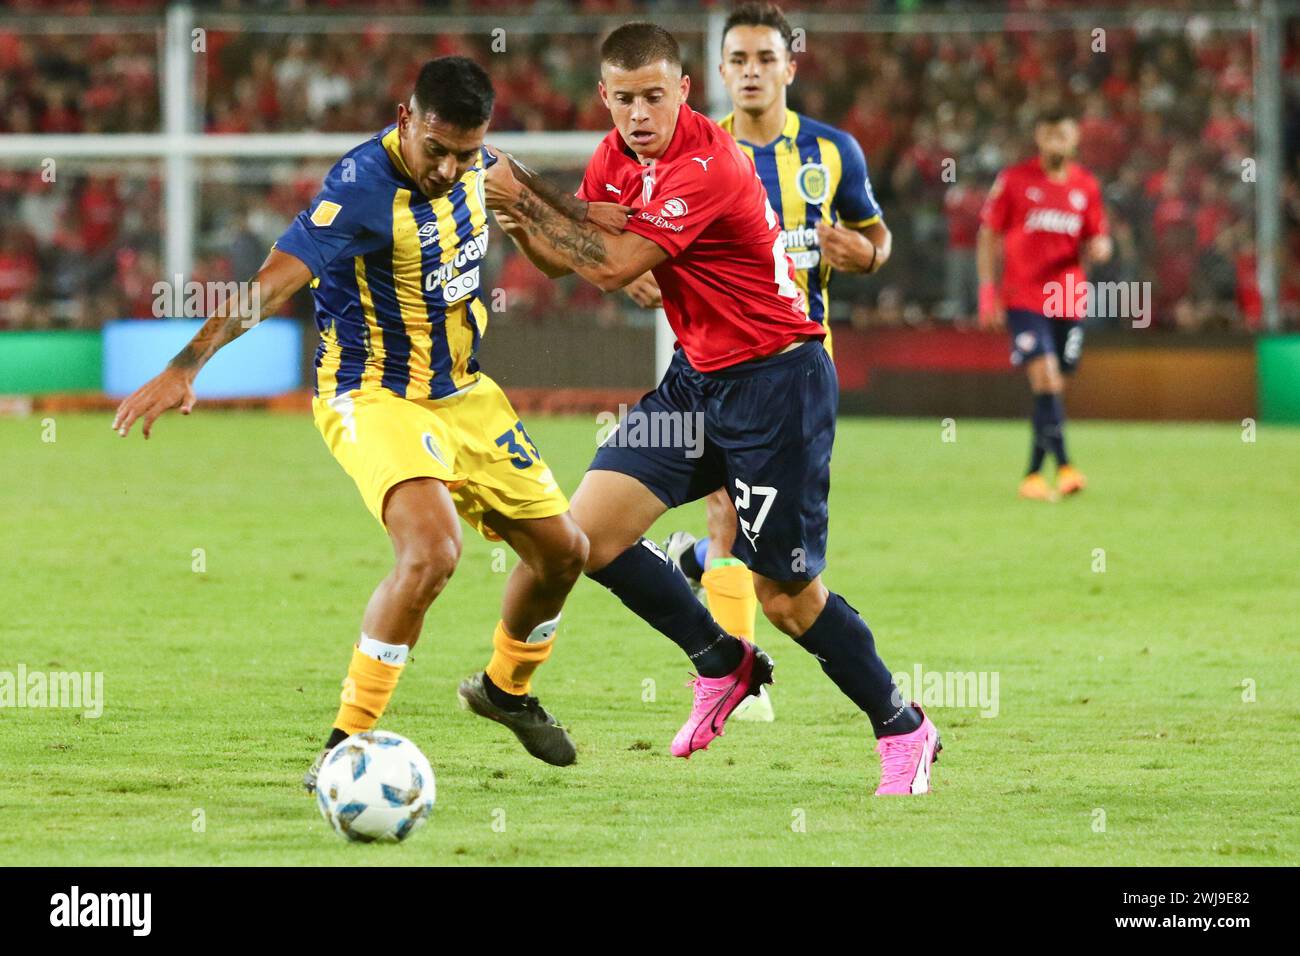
[0,6,1297,332]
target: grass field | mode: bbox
[2,410,1297,866]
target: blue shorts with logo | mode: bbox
[589,340,836,582]
[1008,310,1085,374]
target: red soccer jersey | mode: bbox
[981,157,1107,320]
[577,104,820,372]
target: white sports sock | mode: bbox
[358,632,409,665]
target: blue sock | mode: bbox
[693,537,711,573]
[794,593,921,738]
[589,539,743,677]
[1029,392,1068,474]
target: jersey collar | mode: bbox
[655,103,707,163]
[717,108,799,149]
[381,124,418,185]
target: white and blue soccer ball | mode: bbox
[315,731,436,843]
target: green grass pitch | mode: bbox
[2,410,1297,866]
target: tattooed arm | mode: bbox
[484,154,665,292]
[506,155,588,222]
[503,153,634,235]
[112,249,312,438]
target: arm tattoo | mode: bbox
[167,293,261,372]
[509,186,609,268]
[508,156,589,222]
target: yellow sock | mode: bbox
[701,562,757,642]
[484,620,554,695]
[333,646,405,736]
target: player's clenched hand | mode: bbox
[111,366,197,439]
[586,202,634,234]
[623,271,662,309]
[816,221,875,272]
[481,145,522,210]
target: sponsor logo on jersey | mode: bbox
[310,200,342,227]
[780,224,819,250]
[659,197,688,219]
[424,230,488,299]
[795,162,830,205]
[1023,208,1083,236]
[786,249,821,271]
[442,266,480,304]
[638,210,684,233]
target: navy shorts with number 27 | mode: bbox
[589,340,836,582]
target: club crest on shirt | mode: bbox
[1069,188,1087,211]
[796,162,830,205]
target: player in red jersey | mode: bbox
[978,108,1112,500]
[483,22,940,795]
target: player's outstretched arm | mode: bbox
[483,149,664,292]
[111,249,313,439]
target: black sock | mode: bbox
[1028,392,1064,474]
[589,538,744,677]
[794,593,921,738]
[483,672,527,711]
[325,727,349,750]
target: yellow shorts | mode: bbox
[312,375,569,539]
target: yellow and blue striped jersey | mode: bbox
[275,125,490,401]
[718,109,882,329]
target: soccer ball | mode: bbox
[314,731,436,843]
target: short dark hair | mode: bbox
[1036,106,1075,126]
[412,56,494,129]
[600,22,681,72]
[723,2,795,54]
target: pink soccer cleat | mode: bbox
[874,704,941,795]
[671,640,774,758]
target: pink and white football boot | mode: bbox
[671,640,774,758]
[874,704,941,795]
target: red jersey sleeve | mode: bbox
[623,152,734,258]
[980,170,1013,234]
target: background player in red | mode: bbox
[978,108,1113,501]
[484,22,941,795]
